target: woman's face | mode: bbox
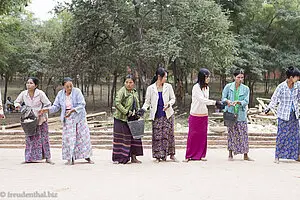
[125,78,135,91]
[26,79,37,91]
[205,75,210,84]
[64,81,73,94]
[234,73,244,84]
[291,76,299,83]
[159,72,167,84]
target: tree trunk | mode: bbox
[3,74,9,106]
[264,71,269,95]
[249,81,256,107]
[100,83,103,101]
[92,83,95,111]
[81,74,84,95]
[107,77,110,108]
[110,70,118,112]
[45,77,52,97]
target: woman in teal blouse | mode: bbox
[222,69,253,161]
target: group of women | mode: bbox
[7,77,94,165]
[113,68,177,164]
[113,66,300,164]
[1,66,299,165]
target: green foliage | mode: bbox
[0,0,30,15]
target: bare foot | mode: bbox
[154,158,160,163]
[85,158,94,164]
[244,154,254,161]
[170,156,179,162]
[182,158,190,162]
[228,156,234,161]
[244,157,254,161]
[65,159,74,165]
[131,159,142,164]
[274,158,279,164]
[200,158,207,161]
[46,159,55,165]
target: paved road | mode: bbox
[0,148,299,200]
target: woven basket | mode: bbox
[127,119,145,139]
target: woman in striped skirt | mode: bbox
[112,74,143,164]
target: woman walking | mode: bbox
[139,67,177,163]
[14,77,53,164]
[112,74,143,164]
[222,69,252,161]
[265,66,300,163]
[40,77,93,165]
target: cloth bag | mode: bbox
[20,106,39,136]
[223,111,237,127]
[127,119,145,139]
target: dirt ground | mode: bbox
[0,148,300,200]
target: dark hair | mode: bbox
[151,67,167,84]
[28,77,39,86]
[62,77,73,86]
[286,66,300,78]
[197,68,210,89]
[233,68,244,77]
[124,74,136,83]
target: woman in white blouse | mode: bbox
[184,68,221,162]
[139,67,177,163]
[14,77,53,164]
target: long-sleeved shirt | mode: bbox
[222,82,249,122]
[267,81,300,121]
[14,89,51,125]
[113,86,140,122]
[49,87,87,123]
[190,84,216,116]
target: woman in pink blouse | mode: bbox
[14,77,53,164]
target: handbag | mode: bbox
[20,106,39,136]
[127,119,145,139]
[223,111,237,127]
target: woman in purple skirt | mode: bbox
[14,77,54,164]
[222,69,252,161]
[184,68,221,162]
[139,67,177,163]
